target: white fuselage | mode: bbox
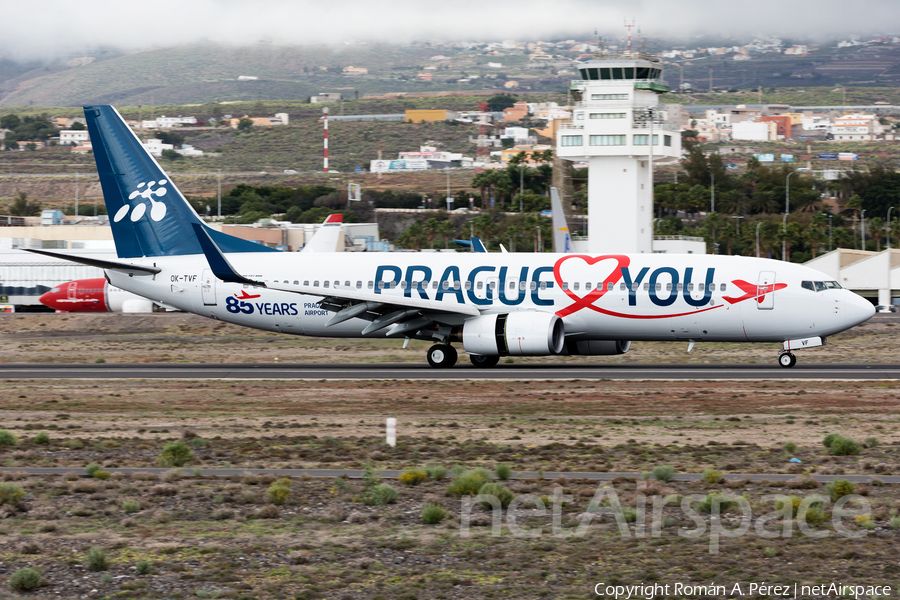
[106,251,873,344]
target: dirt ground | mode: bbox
[0,314,897,599]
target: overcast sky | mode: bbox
[3,0,899,60]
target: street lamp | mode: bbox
[887,206,894,250]
[861,209,867,251]
[518,164,525,212]
[707,165,715,213]
[784,170,798,262]
[827,212,833,252]
[446,168,453,211]
[756,221,762,258]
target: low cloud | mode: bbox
[1,0,897,60]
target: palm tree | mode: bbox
[506,225,521,252]
[806,213,828,258]
[869,216,884,251]
[703,212,726,254]
[436,220,455,249]
[422,218,439,250]
[397,221,424,251]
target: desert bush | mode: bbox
[70,480,98,493]
[829,436,861,456]
[855,515,876,530]
[8,568,41,591]
[696,493,733,514]
[890,516,900,529]
[33,432,49,445]
[421,502,447,524]
[478,482,514,508]
[256,504,280,519]
[702,467,724,484]
[267,478,291,505]
[93,470,111,481]
[398,469,427,486]
[0,483,25,505]
[17,542,39,555]
[447,469,492,498]
[822,433,840,448]
[495,464,512,481]
[0,430,17,447]
[189,437,209,449]
[784,441,797,453]
[158,441,193,467]
[865,436,879,448]
[652,465,675,482]
[826,478,855,502]
[372,484,399,505]
[161,470,183,483]
[775,495,803,517]
[211,509,233,520]
[121,499,140,514]
[131,472,158,481]
[86,547,108,572]
[425,466,447,481]
[763,547,779,558]
[63,472,79,481]
[84,463,101,476]
[135,561,153,575]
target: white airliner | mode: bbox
[29,105,874,368]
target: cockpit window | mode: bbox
[801,281,814,291]
[803,280,842,291]
[824,281,842,289]
[814,281,827,292]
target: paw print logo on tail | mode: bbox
[114,180,169,223]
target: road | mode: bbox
[1,363,900,380]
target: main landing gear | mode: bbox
[427,344,458,368]
[778,352,797,368]
[469,354,500,368]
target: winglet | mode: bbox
[191,223,266,287]
[472,237,487,253]
[324,214,344,224]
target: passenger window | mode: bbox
[698,283,704,292]
[573,282,580,291]
[304,280,309,286]
[509,280,516,289]
[390,281,397,289]
[453,282,461,290]
[432,281,438,289]
[324,281,330,288]
[643,282,649,291]
[464,281,471,290]
[632,283,638,292]
[666,283,672,291]
[442,281,449,290]
[720,283,726,292]
[344,281,350,287]
[655,283,661,291]
[687,283,694,292]
[801,281,815,291]
[356,281,362,289]
[585,282,592,291]
[400,281,408,289]
[334,281,339,287]
[814,281,826,292]
[519,281,527,290]
[367,281,374,289]
[377,281,384,289]
[676,283,683,292]
[540,281,547,290]
[562,282,569,290]
[607,282,614,291]
[489,281,497,290]
[620,283,627,291]
[477,281,483,290]
[314,280,320,287]
[529,281,537,290]
[293,280,299,285]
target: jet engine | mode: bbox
[564,340,631,355]
[461,312,565,356]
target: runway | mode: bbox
[1,362,899,380]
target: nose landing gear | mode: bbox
[427,344,458,368]
[778,352,797,368]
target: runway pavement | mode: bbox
[0,362,899,380]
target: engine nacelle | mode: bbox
[121,299,155,313]
[564,340,631,356]
[462,312,565,356]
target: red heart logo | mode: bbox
[553,254,630,317]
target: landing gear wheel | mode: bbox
[427,344,458,368]
[778,352,797,368]
[469,354,500,368]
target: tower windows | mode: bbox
[561,135,583,146]
[589,135,626,146]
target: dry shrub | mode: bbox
[347,511,372,524]
[152,510,172,524]
[211,509,233,521]
[120,518,136,528]
[161,470,182,483]
[70,481,99,494]
[287,550,311,565]
[576,488,595,498]
[551,476,569,487]
[321,505,347,522]
[29,506,59,520]
[17,541,40,555]
[131,472,158,482]
[110,472,125,481]
[63,472,80,482]
[725,479,750,489]
[256,505,280,519]
[150,484,178,497]
[787,476,820,489]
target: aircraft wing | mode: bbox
[550,187,573,254]
[194,222,480,341]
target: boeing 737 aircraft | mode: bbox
[29,106,874,368]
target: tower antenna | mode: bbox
[624,18,636,53]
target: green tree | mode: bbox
[160,149,182,161]
[237,117,254,131]
[486,95,516,112]
[70,121,86,131]
[436,220,455,249]
[8,192,41,216]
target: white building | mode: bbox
[801,115,831,131]
[732,121,776,141]
[59,130,90,145]
[556,53,682,254]
[142,138,174,157]
[831,114,882,141]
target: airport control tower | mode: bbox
[556,49,681,254]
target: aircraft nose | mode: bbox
[845,291,875,328]
[38,290,57,309]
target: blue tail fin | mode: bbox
[84,105,276,258]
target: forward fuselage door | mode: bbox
[757,271,776,310]
[201,269,216,306]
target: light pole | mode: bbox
[535,225,542,253]
[708,165,715,213]
[467,219,475,252]
[887,206,894,250]
[827,213,833,252]
[217,168,222,219]
[784,170,798,262]
[445,168,453,211]
[75,171,79,217]
[756,221,762,258]
[518,164,525,212]
[861,209,867,251]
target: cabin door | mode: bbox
[757,271,776,310]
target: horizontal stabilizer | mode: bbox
[24,249,161,274]
[191,223,266,287]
